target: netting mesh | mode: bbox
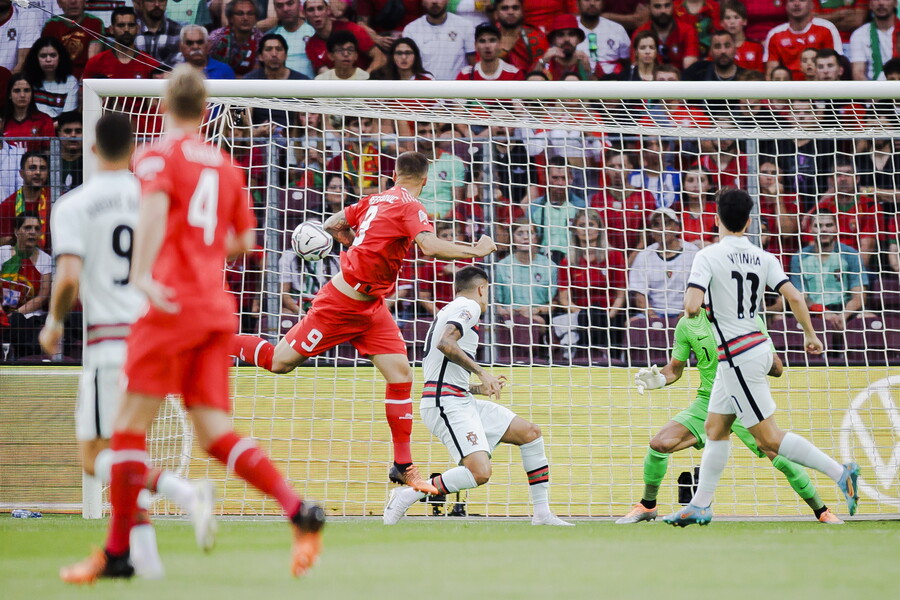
[84,82,900,518]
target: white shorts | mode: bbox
[75,364,124,441]
[420,396,516,465]
[708,351,776,428]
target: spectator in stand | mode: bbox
[268,0,315,78]
[315,30,370,79]
[457,22,523,80]
[769,64,792,80]
[357,0,423,45]
[306,0,385,74]
[41,0,104,80]
[22,37,80,118]
[757,159,800,269]
[279,236,340,316]
[814,47,845,80]
[813,0,868,50]
[0,153,51,248]
[494,219,557,328]
[245,32,308,80]
[402,0,475,80]
[741,0,787,42]
[0,213,52,360]
[576,0,631,77]
[590,147,655,253]
[632,0,700,70]
[529,157,586,264]
[628,207,699,322]
[208,0,263,77]
[776,101,835,211]
[413,222,468,317]
[674,0,721,54]
[56,111,83,194]
[325,116,392,195]
[721,1,763,72]
[1,75,55,151]
[682,29,747,80]
[165,0,212,26]
[602,0,650,32]
[857,135,900,189]
[618,30,658,80]
[370,37,434,79]
[176,24,236,78]
[522,0,577,32]
[675,167,717,246]
[798,46,818,79]
[494,0,549,73]
[555,209,627,352]
[790,210,867,330]
[0,0,40,74]
[628,137,680,208]
[850,0,896,80]
[83,8,162,79]
[764,0,842,80]
[0,138,24,200]
[534,14,593,80]
[134,0,183,65]
[696,137,744,189]
[414,120,466,219]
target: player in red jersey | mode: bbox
[232,151,497,496]
[60,65,324,585]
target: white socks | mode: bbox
[156,471,197,510]
[692,439,731,508]
[778,432,845,482]
[520,437,550,505]
[434,466,478,494]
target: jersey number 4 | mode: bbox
[188,169,219,245]
[731,271,760,319]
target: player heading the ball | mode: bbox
[383,266,572,526]
[662,188,860,527]
[231,151,497,496]
[61,65,324,584]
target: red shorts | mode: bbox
[124,314,233,412]
[284,281,407,357]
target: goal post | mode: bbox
[77,79,900,519]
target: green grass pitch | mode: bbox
[2,515,898,600]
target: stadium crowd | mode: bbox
[3,0,900,365]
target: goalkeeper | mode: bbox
[619,309,843,525]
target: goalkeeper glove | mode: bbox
[634,365,667,395]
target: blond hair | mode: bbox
[166,63,207,120]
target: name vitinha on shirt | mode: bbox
[727,252,762,266]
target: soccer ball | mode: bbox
[291,221,333,262]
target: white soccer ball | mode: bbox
[291,221,333,262]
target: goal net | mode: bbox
[80,79,900,519]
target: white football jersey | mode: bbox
[688,235,789,366]
[51,170,144,365]
[420,296,481,407]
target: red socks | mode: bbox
[231,335,274,371]
[105,431,148,556]
[207,431,301,518]
[385,382,414,465]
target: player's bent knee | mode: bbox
[649,436,674,454]
[524,422,541,443]
[469,463,492,486]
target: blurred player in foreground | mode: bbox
[231,152,496,496]
[621,310,843,525]
[383,266,572,526]
[40,113,215,580]
[60,65,324,584]
[662,189,859,527]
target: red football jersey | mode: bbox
[306,21,375,73]
[735,40,764,72]
[557,250,626,309]
[456,60,524,81]
[83,49,161,80]
[764,20,842,80]
[590,189,655,252]
[341,185,434,297]
[802,195,877,250]
[134,132,254,330]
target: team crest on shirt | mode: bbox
[781,38,791,46]
[746,51,755,60]
[459,309,473,322]
[808,35,816,43]
[666,270,673,279]
[439,170,448,180]
[466,431,478,446]
[449,31,458,41]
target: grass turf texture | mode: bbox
[2,515,897,600]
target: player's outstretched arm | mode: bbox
[131,191,178,313]
[683,286,705,318]
[323,210,356,247]
[225,228,255,261]
[415,232,496,260]
[39,255,82,355]
[779,281,824,354]
[436,324,506,399]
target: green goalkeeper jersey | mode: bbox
[671,311,772,403]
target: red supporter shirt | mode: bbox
[743,0,791,43]
[523,0,578,32]
[676,199,718,245]
[2,113,55,150]
[697,154,746,190]
[633,20,700,70]
[456,60,523,80]
[83,49,161,79]
[759,193,800,269]
[558,249,626,309]
[802,195,877,250]
[0,188,52,247]
[341,185,434,297]
[590,189,655,251]
[674,0,720,48]
[498,24,548,72]
[735,40,765,72]
[416,257,472,309]
[306,21,375,73]
[133,132,254,330]
[42,14,105,79]
[764,19,842,80]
